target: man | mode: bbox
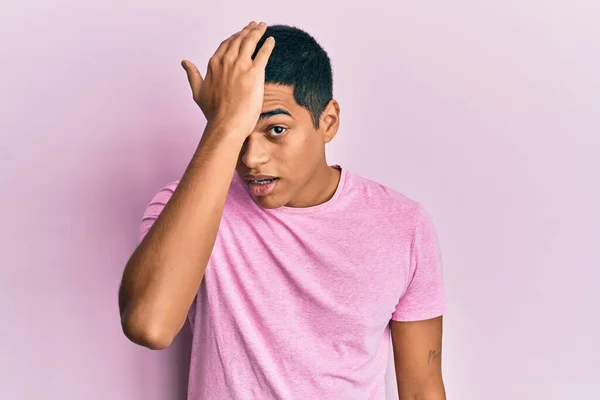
[119,21,447,399]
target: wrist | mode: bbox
[194,122,246,159]
[206,119,250,141]
[203,121,247,144]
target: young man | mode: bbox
[119,21,447,399]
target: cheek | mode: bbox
[283,138,314,163]
[292,139,322,174]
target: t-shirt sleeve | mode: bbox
[391,205,446,322]
[139,182,178,244]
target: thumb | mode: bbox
[181,59,203,95]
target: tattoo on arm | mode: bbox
[428,349,440,363]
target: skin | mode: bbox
[391,316,446,399]
[119,21,277,349]
[119,19,445,398]
[236,83,342,209]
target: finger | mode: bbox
[213,33,237,61]
[214,21,256,60]
[225,21,259,58]
[252,36,275,70]
[239,22,269,60]
[181,59,203,94]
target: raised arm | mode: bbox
[118,21,275,350]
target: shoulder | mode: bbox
[138,180,180,242]
[345,170,425,223]
[144,180,180,210]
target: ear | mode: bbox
[319,99,340,143]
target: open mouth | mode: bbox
[250,178,278,185]
[247,177,280,196]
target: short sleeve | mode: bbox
[391,205,446,322]
[139,181,179,244]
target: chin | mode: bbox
[253,195,287,209]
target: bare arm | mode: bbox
[390,316,446,399]
[118,21,275,350]
[119,128,243,349]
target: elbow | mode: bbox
[120,309,175,350]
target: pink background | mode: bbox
[1,1,599,399]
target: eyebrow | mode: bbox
[259,108,293,120]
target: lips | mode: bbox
[246,176,279,196]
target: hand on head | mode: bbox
[181,21,275,140]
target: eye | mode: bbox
[267,126,287,137]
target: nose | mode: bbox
[240,133,269,169]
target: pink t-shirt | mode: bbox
[139,165,445,400]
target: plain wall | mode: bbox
[1,0,598,399]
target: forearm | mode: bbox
[119,123,244,349]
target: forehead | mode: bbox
[261,84,314,126]
[262,84,299,110]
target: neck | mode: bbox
[286,164,341,208]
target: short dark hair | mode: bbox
[252,25,333,129]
